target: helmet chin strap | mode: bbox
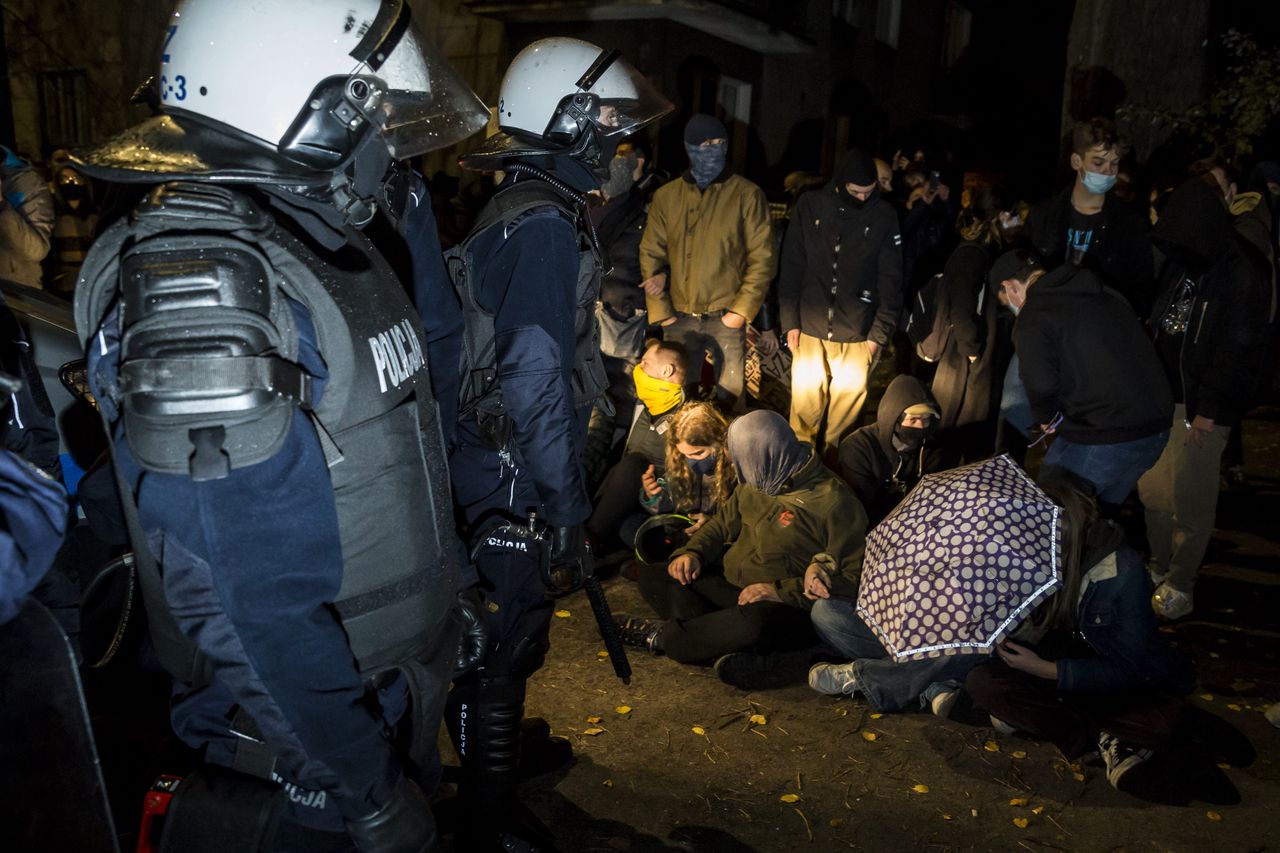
[326,131,394,228]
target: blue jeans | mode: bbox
[810,598,984,712]
[1000,355,1033,438]
[1042,430,1169,504]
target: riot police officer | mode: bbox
[71,1,488,850]
[442,38,672,851]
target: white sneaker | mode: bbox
[989,715,1016,735]
[1151,583,1193,620]
[808,662,860,697]
[922,682,959,718]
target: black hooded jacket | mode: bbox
[1149,181,1272,427]
[836,375,941,525]
[1025,186,1154,315]
[1014,264,1173,444]
[778,154,903,345]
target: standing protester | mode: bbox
[446,38,672,850]
[71,1,488,849]
[0,146,54,290]
[46,162,100,296]
[928,191,1019,465]
[1140,181,1272,620]
[639,114,776,411]
[779,150,904,456]
[996,247,1173,507]
[1025,118,1154,314]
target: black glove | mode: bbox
[453,586,489,676]
[549,523,588,566]
[345,776,435,853]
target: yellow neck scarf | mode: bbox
[633,365,684,415]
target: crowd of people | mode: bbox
[0,0,1276,849]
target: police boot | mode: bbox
[445,675,556,852]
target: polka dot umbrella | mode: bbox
[856,454,1061,661]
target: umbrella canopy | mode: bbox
[856,455,1061,661]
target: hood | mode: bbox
[875,375,939,458]
[1151,180,1233,272]
[726,410,811,496]
[1026,263,1105,303]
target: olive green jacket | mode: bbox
[639,172,776,324]
[673,453,867,608]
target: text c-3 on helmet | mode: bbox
[461,37,673,175]
[71,0,488,186]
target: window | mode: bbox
[37,70,91,153]
[875,0,901,48]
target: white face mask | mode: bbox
[1081,170,1117,195]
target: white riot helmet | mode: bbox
[461,38,672,174]
[74,0,488,185]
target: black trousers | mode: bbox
[587,452,649,554]
[965,659,1186,759]
[636,564,817,664]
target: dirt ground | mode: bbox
[500,409,1280,853]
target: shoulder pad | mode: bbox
[133,182,269,232]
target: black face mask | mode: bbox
[688,454,717,476]
[60,184,87,203]
[838,186,869,208]
[893,424,930,450]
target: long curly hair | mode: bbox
[664,402,735,513]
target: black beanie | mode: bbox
[684,114,728,146]
[835,149,877,187]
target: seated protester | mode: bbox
[615,410,867,689]
[836,375,943,526]
[997,248,1173,507]
[587,341,687,554]
[964,474,1250,804]
[638,401,735,529]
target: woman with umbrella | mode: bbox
[965,473,1250,804]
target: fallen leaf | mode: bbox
[1217,763,1231,770]
[829,818,846,828]
[1012,818,1029,829]
[554,610,571,618]
[749,714,767,725]
[1072,772,1085,782]
[941,813,953,821]
[970,809,979,818]
[615,705,632,714]
[586,715,602,724]
[911,784,929,794]
[780,793,800,803]
[1200,693,1214,701]
[597,650,610,658]
[1006,797,1027,807]
[1206,810,1223,822]
[983,741,1000,753]
[869,713,884,719]
[691,726,706,736]
[1031,806,1044,815]
[836,708,848,717]
[1209,652,1221,659]
[603,779,614,787]
[1227,703,1242,712]
[583,727,605,736]
[862,731,877,742]
[1011,751,1027,759]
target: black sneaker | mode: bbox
[613,614,662,653]
[714,652,785,691]
[1098,730,1154,792]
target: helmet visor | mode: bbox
[352,23,489,158]
[586,54,674,140]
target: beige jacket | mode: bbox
[0,160,54,289]
[639,172,776,324]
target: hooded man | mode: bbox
[0,146,55,290]
[836,375,941,525]
[615,410,867,688]
[638,114,776,410]
[1139,180,1271,620]
[779,149,904,455]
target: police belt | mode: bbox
[118,356,313,407]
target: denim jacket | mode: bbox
[1057,545,1196,695]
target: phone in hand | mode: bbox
[928,170,941,192]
